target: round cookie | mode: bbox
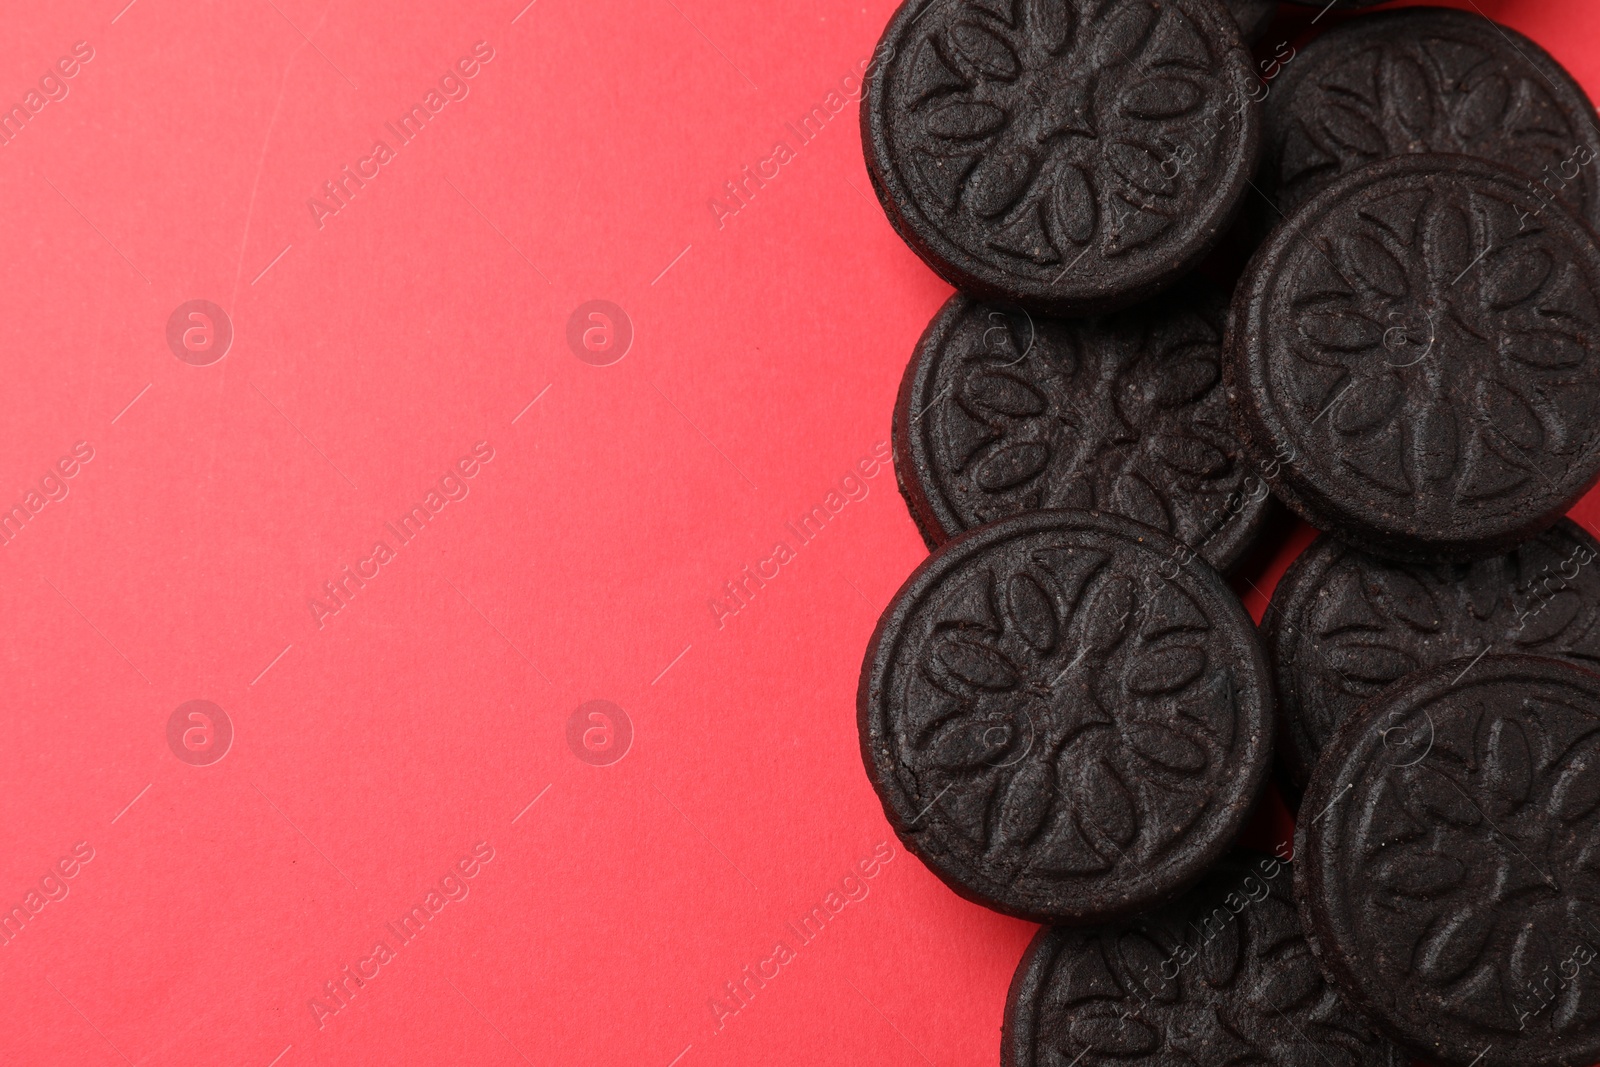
[1226,153,1600,562]
[1261,9,1600,229]
[894,286,1268,568]
[862,0,1263,316]
[1296,654,1600,1067]
[858,509,1273,924]
[1265,519,1600,795]
[1003,852,1407,1067]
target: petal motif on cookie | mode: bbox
[1453,73,1512,140]
[1045,162,1097,248]
[924,99,1008,141]
[1382,53,1435,136]
[1330,370,1403,435]
[1089,0,1161,72]
[1125,721,1207,772]
[1108,141,1179,198]
[1299,309,1384,353]
[1500,329,1589,369]
[965,370,1048,417]
[933,634,1021,692]
[1125,645,1206,696]
[977,441,1053,491]
[967,146,1040,217]
[1339,231,1410,299]
[1482,247,1553,310]
[997,757,1057,845]
[1023,0,1074,56]
[1076,758,1138,849]
[1373,851,1466,897]
[1328,641,1416,686]
[1006,571,1060,652]
[946,21,1022,81]
[1148,432,1228,479]
[1120,75,1202,119]
[1416,907,1495,986]
[1318,102,1387,157]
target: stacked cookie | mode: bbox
[856,3,1600,1066]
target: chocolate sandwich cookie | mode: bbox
[1296,654,1600,1067]
[894,286,1268,569]
[858,509,1273,923]
[1225,0,1275,46]
[1226,153,1600,562]
[862,0,1263,316]
[1003,852,1407,1067]
[1261,9,1600,228]
[1265,519,1600,795]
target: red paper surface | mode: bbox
[2,1,1598,1064]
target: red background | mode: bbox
[1,1,1596,1064]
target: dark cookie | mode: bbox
[1003,852,1407,1067]
[1225,0,1275,46]
[1296,654,1600,1067]
[1226,153,1600,562]
[893,286,1269,569]
[1265,519,1600,795]
[1261,10,1600,229]
[858,509,1273,923]
[862,0,1263,316]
